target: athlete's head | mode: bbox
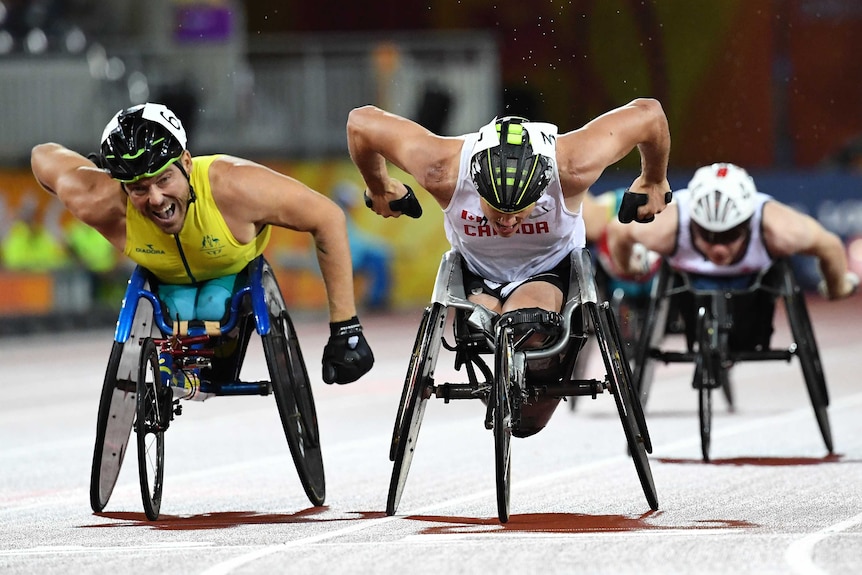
[688,162,757,233]
[100,102,188,183]
[470,116,554,215]
[687,163,758,264]
[101,103,194,235]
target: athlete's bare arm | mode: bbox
[30,143,127,250]
[761,201,853,299]
[208,156,357,321]
[556,98,671,221]
[606,203,678,275]
[346,105,464,214]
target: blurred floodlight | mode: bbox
[64,27,86,54]
[87,42,107,77]
[25,27,48,54]
[0,30,13,54]
[105,56,125,80]
[127,70,150,103]
[0,2,7,26]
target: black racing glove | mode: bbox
[364,184,423,218]
[322,316,374,384]
[618,189,673,224]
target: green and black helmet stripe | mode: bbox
[470,116,552,213]
[100,103,186,183]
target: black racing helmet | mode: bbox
[99,102,187,183]
[469,116,553,213]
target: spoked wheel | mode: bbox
[261,264,325,506]
[387,303,446,516]
[695,306,715,462]
[631,266,672,409]
[90,341,138,513]
[493,326,516,523]
[591,302,658,510]
[784,282,833,453]
[136,338,168,520]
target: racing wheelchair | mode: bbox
[631,258,832,462]
[387,248,658,523]
[89,255,323,520]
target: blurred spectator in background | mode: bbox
[332,180,392,310]
[1,193,69,272]
[64,218,128,308]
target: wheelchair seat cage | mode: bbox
[387,248,659,523]
[632,258,833,461]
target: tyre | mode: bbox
[261,265,325,506]
[493,326,515,523]
[592,302,658,510]
[136,338,167,520]
[387,303,445,516]
[631,267,672,409]
[90,341,137,513]
[784,282,833,453]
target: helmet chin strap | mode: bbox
[175,160,196,203]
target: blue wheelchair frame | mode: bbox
[90,255,324,520]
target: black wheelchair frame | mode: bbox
[387,249,658,523]
[631,258,832,462]
[89,255,324,520]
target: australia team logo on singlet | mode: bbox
[200,235,224,257]
[459,210,550,237]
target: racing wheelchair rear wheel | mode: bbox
[261,265,326,506]
[591,302,658,510]
[136,338,168,520]
[90,341,138,513]
[784,281,833,453]
[387,302,446,516]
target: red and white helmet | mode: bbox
[688,163,757,232]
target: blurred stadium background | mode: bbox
[1,0,861,336]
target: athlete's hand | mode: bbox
[364,181,423,218]
[818,271,860,300]
[618,176,672,223]
[322,316,374,384]
[596,228,660,281]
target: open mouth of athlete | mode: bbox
[152,201,177,221]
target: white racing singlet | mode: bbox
[443,123,585,292]
[668,188,774,276]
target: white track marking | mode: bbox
[784,512,862,575]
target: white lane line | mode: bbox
[0,543,215,557]
[651,392,862,457]
[198,392,862,575]
[784,511,862,575]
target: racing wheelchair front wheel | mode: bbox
[261,266,325,507]
[136,338,168,520]
[591,302,658,510]
[387,302,446,516]
[90,341,137,513]
[493,325,516,523]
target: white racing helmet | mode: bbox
[688,163,757,232]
